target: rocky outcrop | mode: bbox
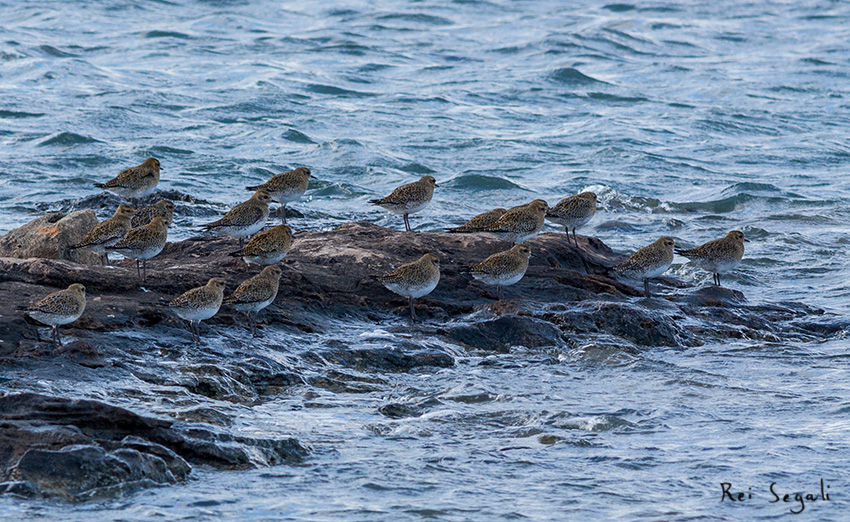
[0,211,100,265]
[0,220,844,500]
[0,221,840,352]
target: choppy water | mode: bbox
[2,0,850,520]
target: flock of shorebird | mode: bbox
[18,158,748,344]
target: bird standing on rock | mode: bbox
[166,277,226,343]
[370,175,437,232]
[202,190,272,247]
[132,199,174,228]
[224,265,283,335]
[379,253,441,321]
[614,237,675,297]
[109,216,169,282]
[675,230,748,287]
[19,283,86,346]
[95,158,161,200]
[229,224,292,265]
[546,192,597,246]
[481,199,549,244]
[447,208,507,233]
[69,204,135,266]
[468,244,532,299]
[246,167,313,224]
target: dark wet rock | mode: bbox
[379,397,443,419]
[0,393,307,499]
[681,286,746,307]
[16,445,178,500]
[307,345,454,372]
[442,315,566,353]
[0,210,99,265]
[547,302,683,347]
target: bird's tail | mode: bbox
[368,198,384,206]
[246,184,260,191]
[93,182,107,189]
[673,248,691,256]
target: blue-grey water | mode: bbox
[2,0,850,520]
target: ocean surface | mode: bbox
[1,0,850,520]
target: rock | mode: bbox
[442,315,566,352]
[16,445,178,500]
[547,302,683,347]
[0,211,100,265]
[306,346,455,372]
[0,393,307,499]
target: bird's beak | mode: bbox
[434,183,439,187]
[743,238,750,242]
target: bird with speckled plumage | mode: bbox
[202,190,272,247]
[246,167,312,224]
[224,265,283,335]
[229,224,292,265]
[166,277,226,343]
[18,283,86,346]
[447,208,507,233]
[615,237,675,297]
[109,216,169,282]
[369,175,437,232]
[379,253,440,320]
[95,158,161,199]
[675,230,748,286]
[481,199,549,244]
[546,192,597,246]
[69,204,135,265]
[468,244,532,299]
[132,199,174,228]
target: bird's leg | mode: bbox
[403,214,411,232]
[716,273,722,286]
[54,326,62,347]
[497,285,503,301]
[239,237,244,248]
[101,254,107,266]
[644,279,651,298]
[281,205,287,224]
[136,260,142,280]
[409,297,416,321]
[573,228,578,247]
[143,259,148,282]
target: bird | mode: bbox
[228,224,292,265]
[94,158,161,199]
[447,208,507,233]
[481,199,549,244]
[546,192,597,246]
[675,230,748,287]
[223,265,283,335]
[18,283,86,346]
[202,190,272,247]
[166,277,226,343]
[246,167,312,224]
[379,253,440,321]
[369,175,437,232]
[69,204,135,265]
[109,216,169,282]
[131,199,175,228]
[614,237,676,297]
[467,244,532,299]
